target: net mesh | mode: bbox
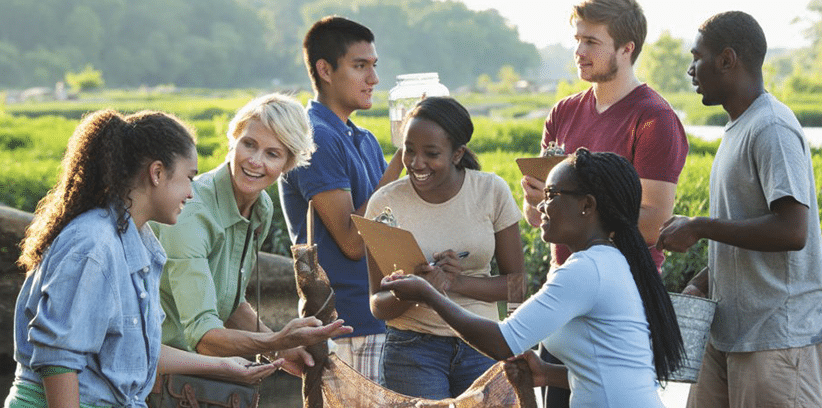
[290,244,537,408]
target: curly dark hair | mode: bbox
[570,148,684,382]
[17,109,196,272]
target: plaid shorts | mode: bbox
[333,333,386,383]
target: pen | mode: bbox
[429,251,470,266]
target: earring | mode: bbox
[581,211,586,216]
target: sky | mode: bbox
[449,0,815,50]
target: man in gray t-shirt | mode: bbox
[657,11,822,407]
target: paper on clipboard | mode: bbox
[351,215,427,276]
[515,155,567,182]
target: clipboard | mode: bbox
[515,155,567,182]
[351,215,427,276]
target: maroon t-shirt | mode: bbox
[542,84,688,269]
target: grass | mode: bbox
[5,89,822,293]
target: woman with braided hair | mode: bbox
[381,148,683,407]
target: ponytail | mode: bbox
[18,109,195,272]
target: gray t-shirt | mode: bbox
[709,92,822,352]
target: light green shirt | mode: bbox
[153,162,273,351]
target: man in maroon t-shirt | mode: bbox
[520,1,688,408]
[522,0,688,271]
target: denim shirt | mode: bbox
[13,207,167,407]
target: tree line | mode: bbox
[0,0,540,90]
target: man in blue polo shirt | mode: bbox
[279,16,403,383]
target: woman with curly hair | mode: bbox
[6,110,278,408]
[381,148,684,407]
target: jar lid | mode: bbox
[396,72,440,82]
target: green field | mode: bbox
[3,90,822,294]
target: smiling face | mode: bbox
[153,146,198,225]
[321,40,379,120]
[688,33,725,107]
[402,117,465,203]
[573,19,623,83]
[538,161,589,247]
[229,117,289,205]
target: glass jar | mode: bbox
[388,72,449,147]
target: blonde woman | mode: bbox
[154,93,352,375]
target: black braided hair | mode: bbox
[570,147,684,382]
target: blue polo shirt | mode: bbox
[279,100,387,337]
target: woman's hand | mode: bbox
[274,317,352,350]
[415,250,464,294]
[505,350,569,389]
[213,356,281,384]
[272,346,314,377]
[506,350,545,387]
[380,272,438,304]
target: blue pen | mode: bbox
[429,251,470,266]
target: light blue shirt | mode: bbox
[13,207,167,407]
[499,246,663,408]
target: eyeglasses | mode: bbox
[542,186,587,201]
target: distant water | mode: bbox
[686,125,822,148]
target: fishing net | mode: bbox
[290,243,537,408]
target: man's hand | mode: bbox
[656,215,702,253]
[521,175,545,227]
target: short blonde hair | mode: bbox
[227,93,315,172]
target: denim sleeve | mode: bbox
[28,252,116,372]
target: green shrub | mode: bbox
[660,154,713,291]
[794,109,822,127]
[0,130,32,150]
[65,65,105,93]
[6,89,822,297]
[686,135,720,156]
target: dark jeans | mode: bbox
[380,327,495,399]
